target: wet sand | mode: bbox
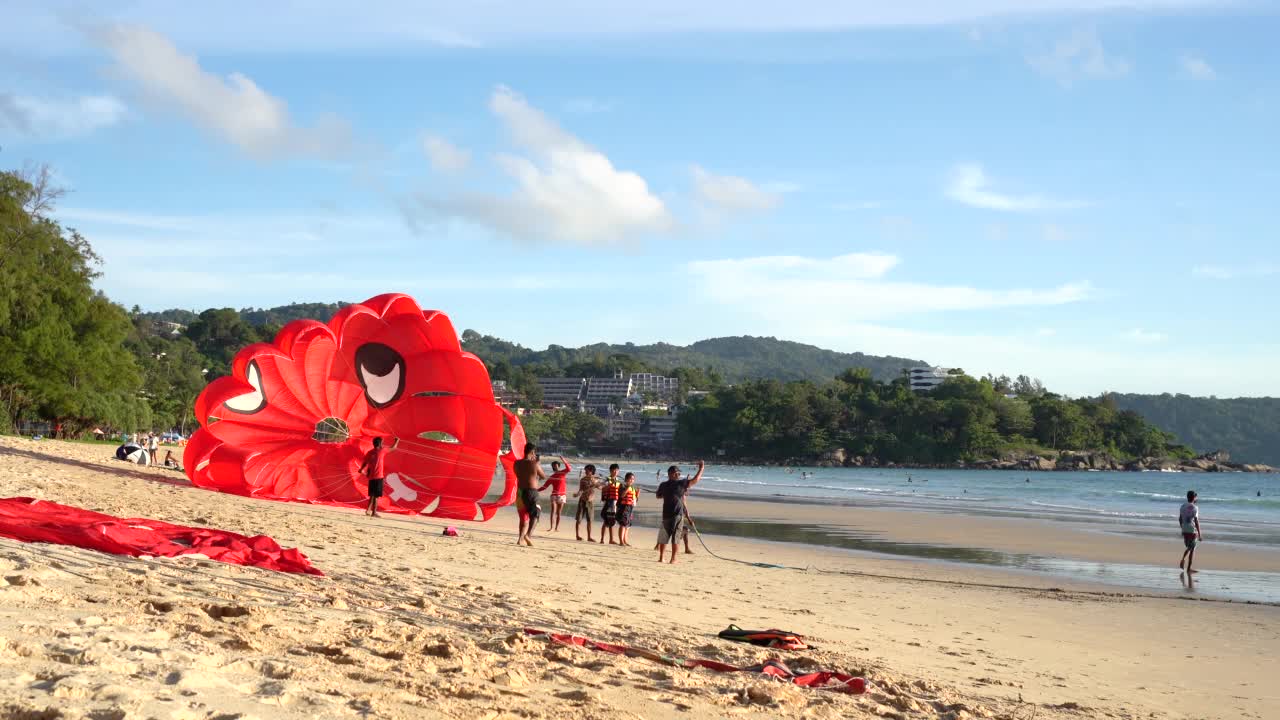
[2,436,1278,719]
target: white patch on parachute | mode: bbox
[422,495,441,514]
[224,362,264,412]
[384,472,417,503]
[359,361,401,406]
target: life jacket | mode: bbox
[602,479,621,501]
[619,485,639,506]
[717,625,810,650]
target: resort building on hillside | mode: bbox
[629,372,680,401]
[907,366,955,392]
[536,377,588,408]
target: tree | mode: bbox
[0,166,143,434]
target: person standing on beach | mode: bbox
[358,437,387,518]
[655,460,704,564]
[617,472,640,546]
[514,443,546,547]
[574,464,602,542]
[599,463,623,545]
[537,456,571,532]
[148,432,159,463]
[1179,490,1203,573]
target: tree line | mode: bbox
[676,369,1194,464]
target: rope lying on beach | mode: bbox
[522,627,868,694]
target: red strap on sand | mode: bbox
[0,497,323,576]
[523,628,867,694]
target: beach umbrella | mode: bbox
[115,443,149,465]
[185,294,524,521]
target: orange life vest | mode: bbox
[602,479,621,501]
[619,485,639,506]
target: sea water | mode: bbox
[613,463,1280,601]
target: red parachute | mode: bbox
[184,294,525,521]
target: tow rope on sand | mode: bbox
[522,627,867,694]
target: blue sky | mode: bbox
[3,1,1277,397]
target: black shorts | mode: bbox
[617,504,634,528]
[601,499,618,526]
[368,478,385,498]
[519,488,541,520]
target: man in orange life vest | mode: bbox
[617,472,640,547]
[599,463,623,545]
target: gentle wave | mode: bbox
[1029,500,1171,519]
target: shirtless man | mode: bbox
[513,443,546,546]
[574,464,603,542]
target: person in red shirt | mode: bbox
[537,456,571,532]
[358,437,387,518]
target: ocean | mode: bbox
[608,462,1280,602]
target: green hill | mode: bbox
[461,332,925,383]
[1109,393,1280,466]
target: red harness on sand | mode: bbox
[523,628,867,694]
[0,497,323,576]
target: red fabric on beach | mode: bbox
[0,497,323,576]
[523,628,867,694]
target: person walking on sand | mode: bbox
[617,472,640,546]
[537,456,571,532]
[599,463,623,545]
[574,464,603,542]
[655,460,704,564]
[514,443,546,547]
[1179,490,1203,573]
[358,436,388,518]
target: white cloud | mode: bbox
[1124,328,1167,343]
[687,251,1091,318]
[1180,54,1215,79]
[1192,264,1278,280]
[410,86,672,245]
[93,24,351,159]
[0,93,126,138]
[691,165,782,212]
[1028,29,1131,87]
[422,135,471,173]
[946,163,1085,212]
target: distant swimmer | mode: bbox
[908,476,912,483]
[1025,478,1030,483]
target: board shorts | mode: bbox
[617,504,634,528]
[367,478,385,498]
[601,499,618,527]
[517,488,541,521]
[657,514,684,545]
[1183,533,1198,549]
[576,499,594,521]
[550,493,567,505]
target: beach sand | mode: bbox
[2,436,1277,719]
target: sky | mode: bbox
[2,1,1277,398]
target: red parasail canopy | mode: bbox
[184,294,525,521]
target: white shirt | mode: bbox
[1179,502,1199,533]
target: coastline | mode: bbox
[3,436,1279,719]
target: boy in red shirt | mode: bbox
[358,437,387,518]
[537,456,571,532]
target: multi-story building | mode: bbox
[537,378,587,408]
[632,411,680,451]
[629,372,680,400]
[907,366,955,392]
[605,413,643,440]
[584,376,633,410]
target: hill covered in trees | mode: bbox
[1110,394,1280,466]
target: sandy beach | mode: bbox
[2,436,1278,720]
